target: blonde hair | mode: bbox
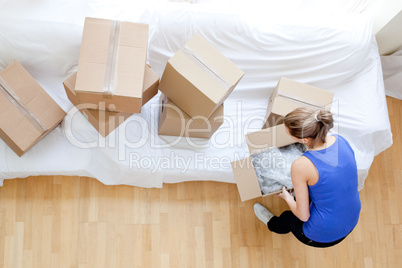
[284,107,334,148]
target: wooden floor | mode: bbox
[0,97,400,268]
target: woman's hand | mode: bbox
[278,186,293,202]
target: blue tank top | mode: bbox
[302,134,361,243]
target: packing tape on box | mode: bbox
[277,91,326,110]
[103,20,121,95]
[0,77,47,132]
[182,45,232,91]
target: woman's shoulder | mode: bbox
[292,156,319,185]
[293,156,312,167]
[291,156,317,176]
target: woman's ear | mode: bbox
[302,137,310,144]
[302,137,315,148]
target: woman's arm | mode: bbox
[278,156,314,222]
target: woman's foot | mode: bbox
[253,203,274,225]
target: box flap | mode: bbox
[274,77,334,111]
[76,18,148,99]
[231,157,262,202]
[246,124,295,153]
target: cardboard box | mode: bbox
[264,77,334,128]
[75,17,149,113]
[231,124,296,202]
[158,94,224,139]
[0,61,66,156]
[159,33,244,119]
[231,78,335,201]
[63,65,159,137]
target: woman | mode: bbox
[253,107,361,248]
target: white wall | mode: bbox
[362,0,402,33]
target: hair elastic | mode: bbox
[314,113,320,122]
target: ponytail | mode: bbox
[284,107,334,148]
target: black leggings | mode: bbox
[267,210,347,248]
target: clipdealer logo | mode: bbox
[62,99,341,173]
[129,151,250,174]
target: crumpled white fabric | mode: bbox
[0,1,393,190]
[251,144,305,195]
